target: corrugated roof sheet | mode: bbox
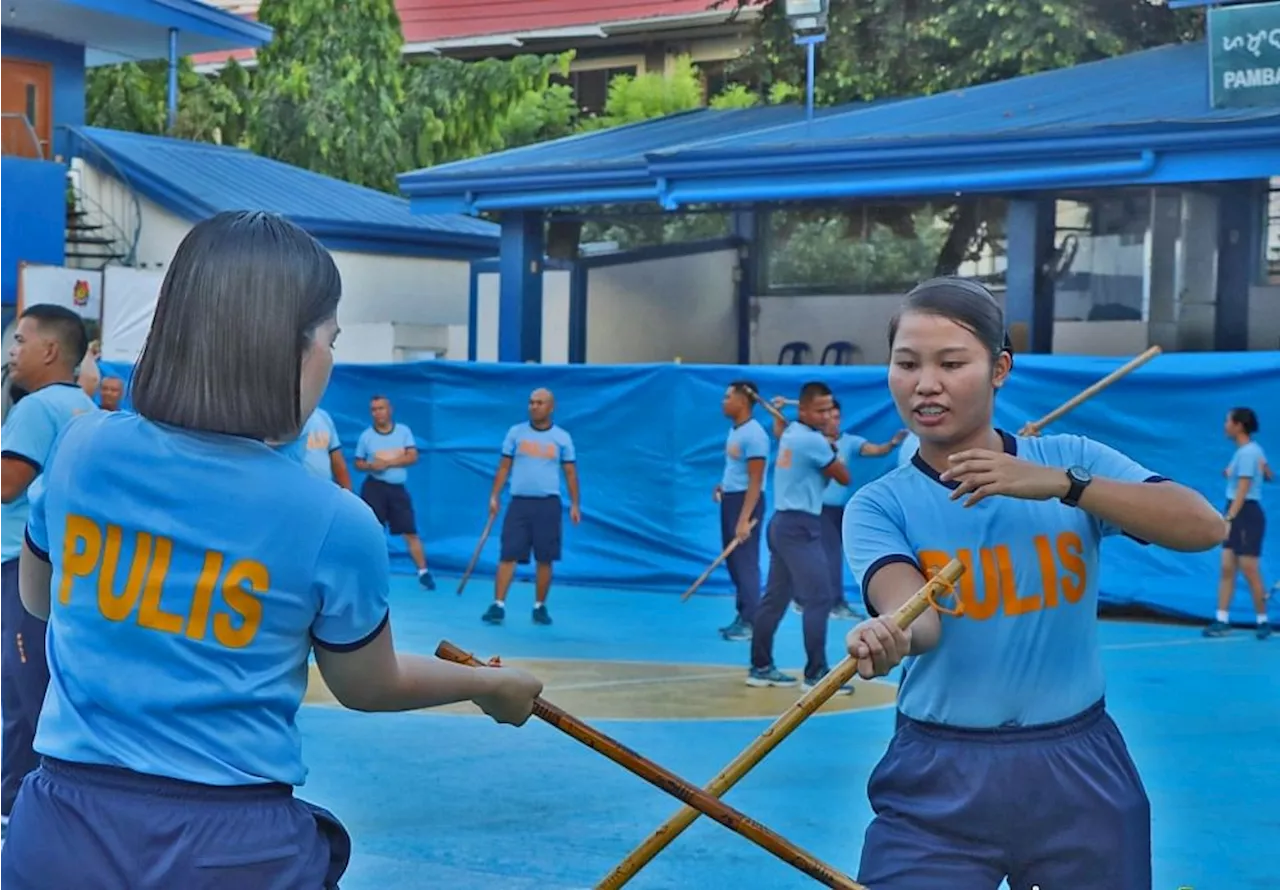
[399,41,1280,213]
[402,104,842,182]
[657,42,1280,158]
[73,127,497,253]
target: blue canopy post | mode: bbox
[166,27,179,133]
[498,211,545,363]
[1005,198,1058,353]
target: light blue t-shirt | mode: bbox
[1225,440,1266,503]
[774,422,838,515]
[722,418,770,494]
[1,382,97,561]
[843,431,1161,729]
[822,433,868,507]
[355,424,416,486]
[26,411,390,787]
[502,422,576,498]
[299,409,342,482]
[897,432,920,469]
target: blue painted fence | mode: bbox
[101,352,1280,623]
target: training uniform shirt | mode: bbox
[822,433,868,507]
[356,424,415,485]
[502,423,575,498]
[773,422,837,515]
[1,381,96,562]
[1226,440,1266,503]
[26,411,390,787]
[298,409,342,482]
[844,431,1162,729]
[721,419,770,495]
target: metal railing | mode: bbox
[59,125,143,268]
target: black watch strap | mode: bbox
[1061,467,1091,507]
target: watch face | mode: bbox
[1068,466,1092,484]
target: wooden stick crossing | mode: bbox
[435,641,867,890]
[596,559,967,889]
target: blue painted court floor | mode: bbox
[298,576,1280,890]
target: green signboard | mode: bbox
[1209,0,1280,108]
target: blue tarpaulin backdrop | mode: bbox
[101,352,1280,623]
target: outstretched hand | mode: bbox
[940,449,1069,508]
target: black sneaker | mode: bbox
[418,570,436,591]
[481,603,505,625]
[719,617,752,641]
[532,604,553,625]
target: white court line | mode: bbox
[544,670,743,693]
[1100,636,1250,652]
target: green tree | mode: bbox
[214,59,255,148]
[731,0,1202,105]
[575,57,747,249]
[400,53,572,168]
[249,0,406,191]
[86,58,241,143]
[501,83,580,149]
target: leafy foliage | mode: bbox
[85,58,242,143]
[400,53,572,168]
[249,0,406,192]
[730,0,1203,105]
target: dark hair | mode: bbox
[132,211,341,440]
[799,381,832,403]
[21,304,88,368]
[371,394,390,404]
[728,380,759,400]
[831,398,842,411]
[1230,407,1259,435]
[889,277,1011,363]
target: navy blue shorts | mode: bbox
[360,477,417,536]
[859,700,1151,890]
[2,758,351,890]
[2,556,50,817]
[1225,499,1265,557]
[501,495,562,564]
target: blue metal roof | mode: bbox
[397,104,844,214]
[401,42,1280,215]
[656,42,1278,157]
[4,0,272,66]
[73,127,498,258]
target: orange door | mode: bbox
[1,58,53,159]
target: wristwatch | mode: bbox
[1061,466,1092,507]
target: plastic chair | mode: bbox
[777,341,812,364]
[820,340,860,365]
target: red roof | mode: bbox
[194,0,746,66]
[398,0,728,44]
